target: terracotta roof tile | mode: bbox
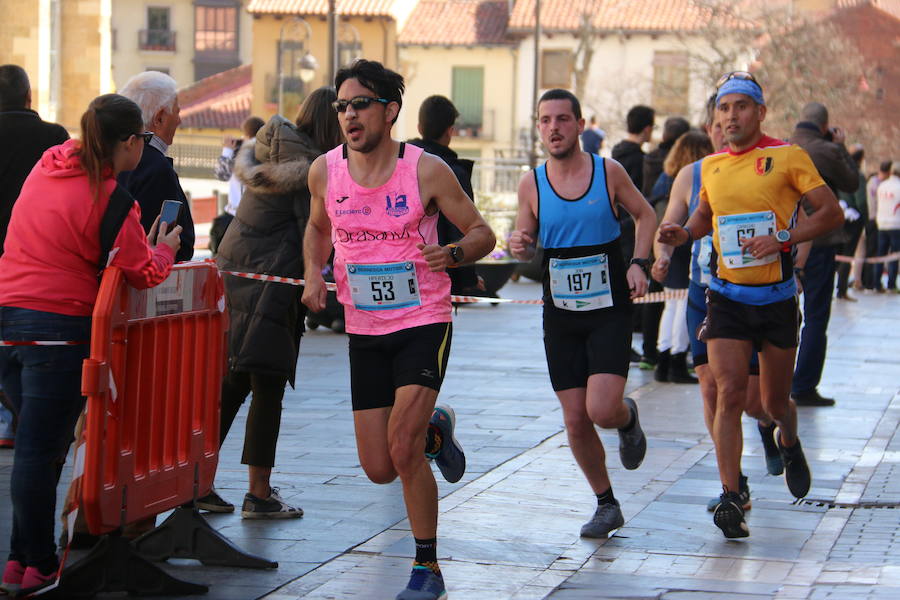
[399,0,510,46]
[836,0,900,20]
[246,0,395,17]
[508,0,733,33]
[179,65,253,130]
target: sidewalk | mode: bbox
[1,281,897,599]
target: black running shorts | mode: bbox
[700,290,800,351]
[542,308,632,391]
[348,322,452,411]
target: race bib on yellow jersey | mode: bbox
[717,211,777,269]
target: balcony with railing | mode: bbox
[139,29,176,52]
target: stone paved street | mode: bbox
[1,280,898,599]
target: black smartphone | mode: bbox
[157,199,183,242]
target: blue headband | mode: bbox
[716,79,765,106]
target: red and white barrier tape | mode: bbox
[220,269,687,305]
[834,251,900,265]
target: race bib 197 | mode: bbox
[717,211,777,269]
[549,254,612,311]
[346,261,421,310]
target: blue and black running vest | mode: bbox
[536,153,631,311]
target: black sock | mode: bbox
[414,537,439,573]
[618,406,636,432]
[596,487,617,506]
[758,421,779,456]
[425,425,441,456]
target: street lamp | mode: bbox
[278,16,315,115]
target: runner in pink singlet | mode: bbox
[325,142,451,335]
[302,60,495,600]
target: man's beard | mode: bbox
[349,128,384,154]
[549,139,578,160]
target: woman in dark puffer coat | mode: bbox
[204,87,342,518]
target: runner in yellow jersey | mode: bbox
[658,73,844,539]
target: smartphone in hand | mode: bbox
[156,199,183,243]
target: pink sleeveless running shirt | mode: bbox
[325,142,451,335]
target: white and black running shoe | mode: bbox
[241,487,303,519]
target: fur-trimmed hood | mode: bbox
[233,114,320,195]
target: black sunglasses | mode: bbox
[715,71,760,89]
[332,96,390,113]
[121,131,155,143]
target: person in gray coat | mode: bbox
[201,88,342,518]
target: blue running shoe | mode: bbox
[396,565,447,600]
[428,404,466,483]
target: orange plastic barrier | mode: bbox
[79,262,226,534]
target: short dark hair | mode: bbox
[880,160,893,174]
[334,59,405,124]
[418,95,458,141]
[626,105,655,134]
[538,88,582,120]
[242,116,265,139]
[850,147,864,166]
[0,64,31,110]
[662,117,691,145]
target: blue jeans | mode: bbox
[0,306,90,573]
[792,247,836,395]
[875,228,900,290]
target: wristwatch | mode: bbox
[775,229,791,243]
[447,243,464,265]
[630,257,650,276]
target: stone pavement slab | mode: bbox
[1,281,898,599]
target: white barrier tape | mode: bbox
[221,269,688,305]
[835,251,900,265]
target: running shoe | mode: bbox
[0,560,24,595]
[396,565,447,600]
[429,404,466,484]
[580,502,625,538]
[241,487,303,519]
[196,487,235,513]
[706,474,751,512]
[713,491,749,539]
[618,397,646,470]
[777,435,811,499]
[758,422,784,476]
[18,566,57,596]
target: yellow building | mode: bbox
[245,0,417,121]
[0,0,112,131]
[110,0,254,90]
[397,0,516,158]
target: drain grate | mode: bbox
[796,498,900,509]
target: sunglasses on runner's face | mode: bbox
[332,96,390,113]
[715,71,760,89]
[121,131,155,143]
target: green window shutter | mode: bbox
[452,67,484,129]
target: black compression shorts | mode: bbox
[542,308,632,391]
[700,290,800,351]
[348,322,452,411]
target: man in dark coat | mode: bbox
[0,65,69,256]
[408,95,481,295]
[790,102,859,407]
[117,71,194,262]
[0,64,69,447]
[641,116,690,199]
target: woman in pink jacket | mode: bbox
[0,94,181,594]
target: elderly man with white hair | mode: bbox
[117,70,194,261]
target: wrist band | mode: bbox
[682,225,693,246]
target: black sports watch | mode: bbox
[447,243,464,265]
[630,257,650,276]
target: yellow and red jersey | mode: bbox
[700,135,825,285]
